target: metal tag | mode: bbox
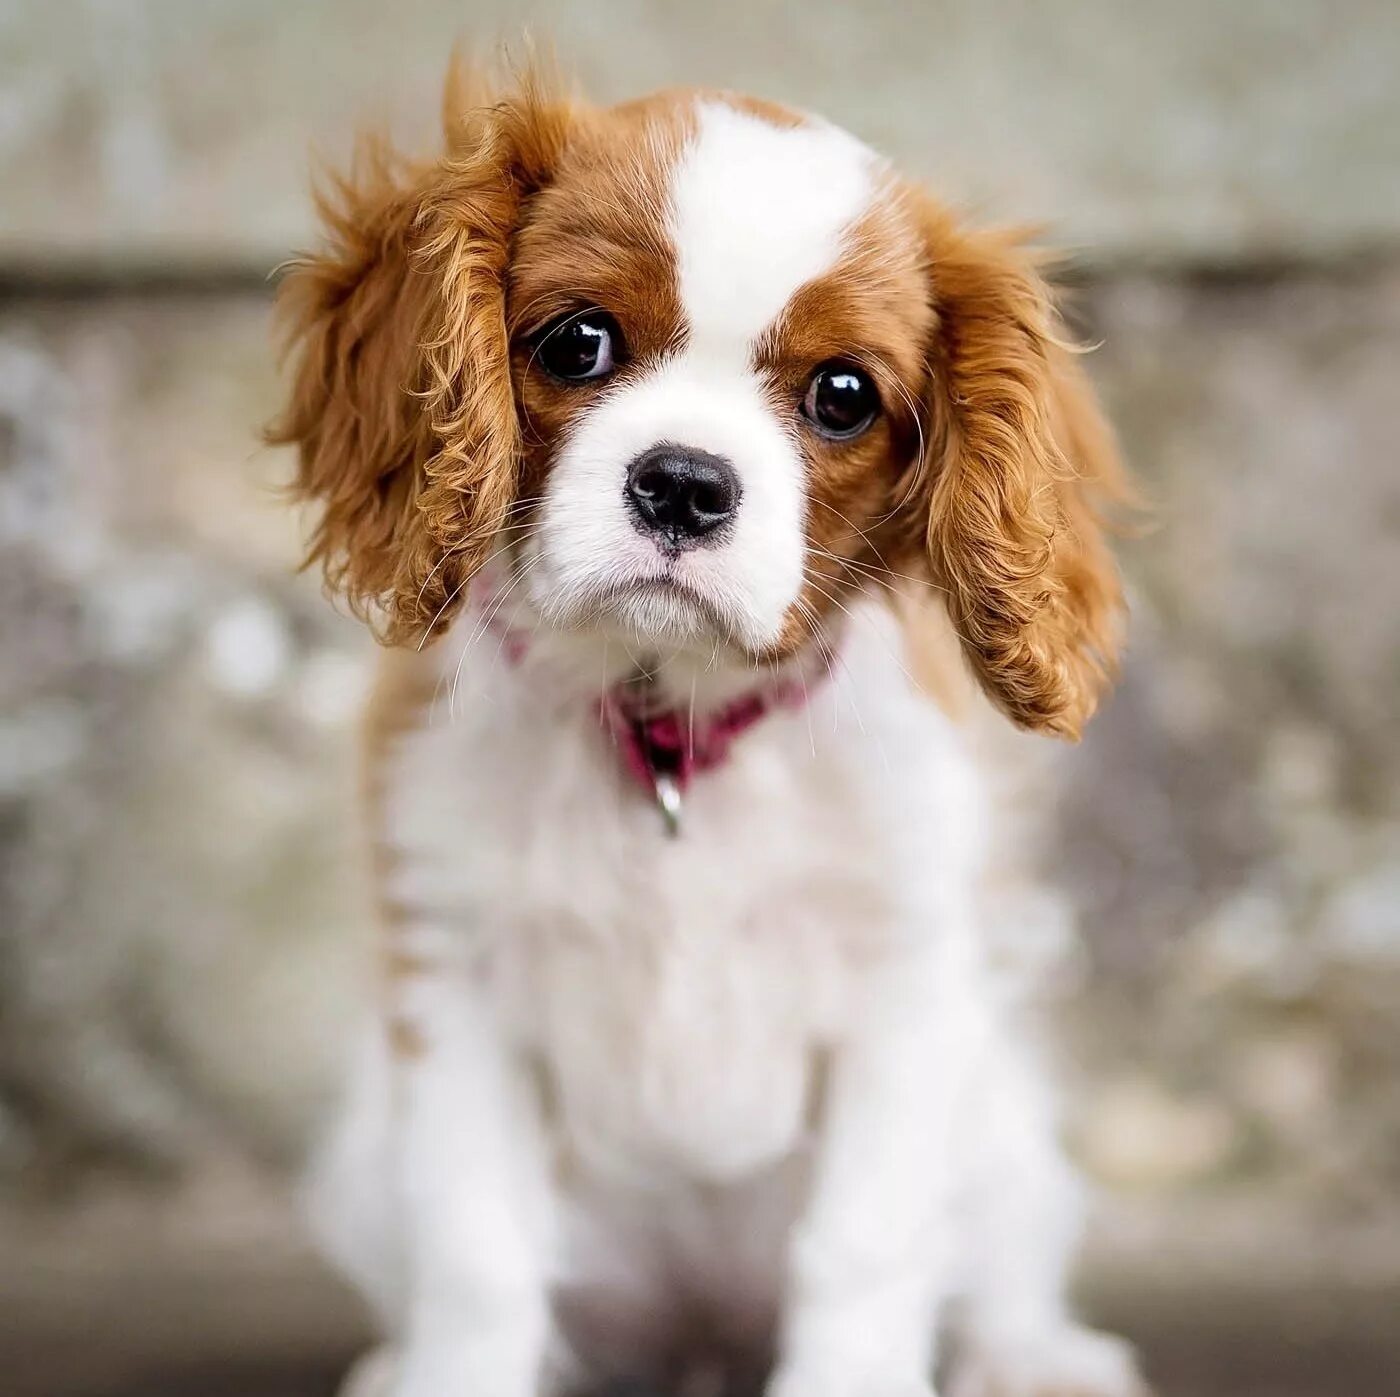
[652,770,683,838]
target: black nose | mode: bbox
[625,445,740,546]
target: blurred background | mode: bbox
[1,3,1397,1394]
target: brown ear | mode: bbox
[268,79,570,644]
[916,210,1130,738]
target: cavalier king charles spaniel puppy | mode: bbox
[271,62,1145,1397]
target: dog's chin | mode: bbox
[552,574,768,657]
[610,582,717,644]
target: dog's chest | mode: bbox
[386,698,900,1183]
[510,725,897,1183]
[527,871,859,1183]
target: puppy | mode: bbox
[271,64,1144,1397]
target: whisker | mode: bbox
[865,347,926,470]
[798,584,871,740]
[412,516,556,653]
[809,540,951,600]
[808,496,889,561]
[687,669,697,759]
[447,554,541,719]
[790,596,824,752]
[802,569,920,701]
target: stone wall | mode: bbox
[1,0,1397,1316]
[5,1,1399,270]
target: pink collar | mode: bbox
[470,571,830,835]
[599,666,825,835]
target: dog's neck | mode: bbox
[455,564,841,833]
[463,560,841,713]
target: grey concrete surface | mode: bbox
[3,1,1399,274]
[4,1179,1400,1397]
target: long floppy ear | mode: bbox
[915,207,1130,739]
[268,77,570,644]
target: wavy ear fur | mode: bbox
[916,207,1130,738]
[268,74,570,644]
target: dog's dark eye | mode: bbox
[801,362,880,439]
[535,310,622,382]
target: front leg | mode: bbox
[771,931,988,1397]
[389,928,554,1397]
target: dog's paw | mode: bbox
[948,1325,1150,1397]
[338,1345,397,1397]
[766,1363,938,1397]
[387,1341,533,1397]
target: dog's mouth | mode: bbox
[522,522,788,657]
[581,572,736,645]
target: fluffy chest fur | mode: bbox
[376,602,984,1186]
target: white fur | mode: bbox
[670,102,877,352]
[305,100,1142,1397]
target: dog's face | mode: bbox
[511,96,928,661]
[273,76,1126,736]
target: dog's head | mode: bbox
[271,69,1127,737]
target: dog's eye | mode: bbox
[535,310,622,382]
[801,362,880,439]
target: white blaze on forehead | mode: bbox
[668,102,878,350]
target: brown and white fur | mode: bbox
[270,65,1144,1397]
